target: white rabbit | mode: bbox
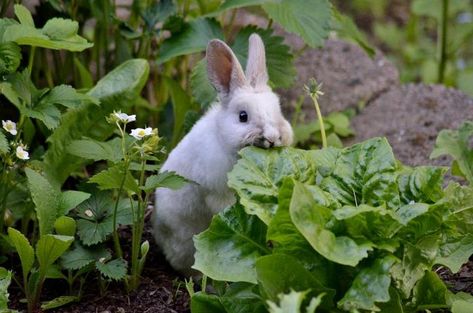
[152,33,293,274]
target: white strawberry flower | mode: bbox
[130,127,153,140]
[15,146,29,160]
[2,120,17,135]
[114,111,136,123]
[84,209,94,217]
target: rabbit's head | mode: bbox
[206,33,293,151]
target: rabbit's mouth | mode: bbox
[252,137,275,149]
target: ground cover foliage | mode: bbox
[0,0,472,312]
[192,135,473,313]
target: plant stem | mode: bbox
[313,95,327,149]
[28,46,36,73]
[437,0,449,83]
[129,157,147,290]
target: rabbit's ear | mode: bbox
[207,39,246,98]
[245,33,269,89]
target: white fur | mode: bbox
[152,34,293,274]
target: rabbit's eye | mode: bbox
[239,111,248,123]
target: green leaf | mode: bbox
[190,60,216,108]
[0,132,9,154]
[191,293,226,313]
[430,121,473,184]
[332,10,375,57]
[40,85,99,109]
[14,4,34,27]
[320,137,400,209]
[436,234,473,273]
[95,258,127,281]
[7,228,34,279]
[43,59,149,187]
[193,204,269,284]
[142,171,190,191]
[192,282,267,313]
[164,76,196,147]
[89,163,140,194]
[338,256,397,311]
[452,299,473,313]
[41,296,78,310]
[54,216,77,237]
[209,0,271,16]
[36,234,74,277]
[413,271,448,309]
[75,192,133,245]
[0,42,22,76]
[290,181,373,266]
[25,168,61,236]
[59,190,91,215]
[267,178,334,283]
[61,244,110,270]
[255,254,335,309]
[267,290,324,313]
[73,57,94,89]
[67,137,123,163]
[42,18,78,40]
[157,18,223,64]
[0,268,14,311]
[398,166,447,204]
[228,147,315,224]
[262,0,331,48]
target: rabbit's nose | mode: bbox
[267,140,274,148]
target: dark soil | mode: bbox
[10,216,190,313]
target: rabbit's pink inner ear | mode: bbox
[207,39,246,96]
[245,33,269,89]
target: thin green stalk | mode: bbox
[305,79,327,149]
[129,157,147,290]
[437,0,449,83]
[27,46,36,73]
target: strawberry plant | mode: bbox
[192,137,473,312]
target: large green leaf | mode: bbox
[262,0,331,48]
[7,228,34,279]
[267,178,335,285]
[157,18,223,64]
[4,5,92,51]
[67,137,123,163]
[290,181,373,266]
[255,254,335,309]
[398,166,447,204]
[43,59,149,187]
[59,190,91,215]
[95,258,127,281]
[61,244,110,270]
[436,234,473,273]
[193,204,269,283]
[228,147,314,224]
[75,192,133,246]
[39,85,99,109]
[207,0,272,16]
[89,163,140,194]
[191,283,267,313]
[338,256,397,311]
[320,137,400,209]
[164,76,196,147]
[25,168,61,236]
[267,290,324,313]
[36,234,74,277]
[0,42,21,76]
[142,171,190,191]
[430,121,473,184]
[413,271,448,309]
